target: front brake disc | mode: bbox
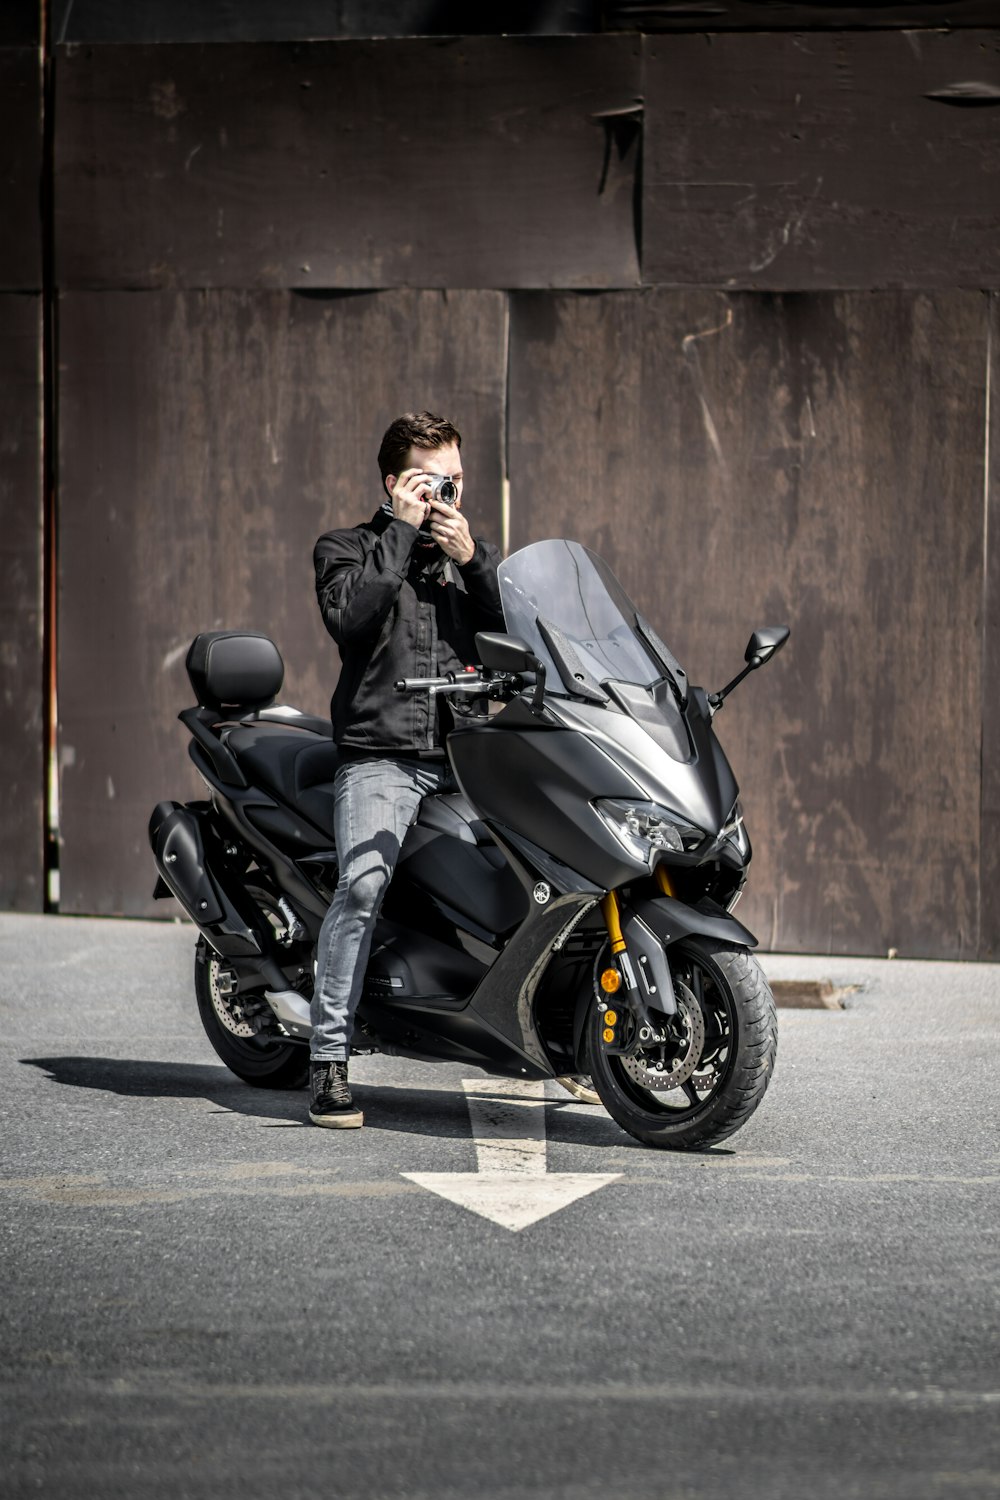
[620,979,705,1092]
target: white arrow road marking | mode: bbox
[402,1078,621,1232]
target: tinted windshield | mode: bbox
[498,540,664,695]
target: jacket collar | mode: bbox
[368,505,447,575]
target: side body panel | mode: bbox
[446,717,649,888]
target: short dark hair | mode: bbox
[377,411,462,491]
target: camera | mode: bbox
[419,473,457,532]
[424,474,457,505]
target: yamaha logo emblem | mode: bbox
[533,882,552,905]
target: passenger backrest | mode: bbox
[185,631,284,714]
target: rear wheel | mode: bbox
[194,885,310,1089]
[584,937,777,1150]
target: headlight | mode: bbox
[722,802,749,859]
[594,799,702,867]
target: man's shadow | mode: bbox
[20,1055,308,1123]
[19,1055,635,1148]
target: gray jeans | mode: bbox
[310,755,448,1061]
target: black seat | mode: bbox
[226,724,494,855]
[226,723,340,834]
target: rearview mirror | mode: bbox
[476,632,535,674]
[711,624,791,713]
[475,631,547,713]
[745,626,790,667]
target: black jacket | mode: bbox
[314,507,505,754]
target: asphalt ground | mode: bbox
[1,912,998,1500]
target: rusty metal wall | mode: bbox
[52,1,602,41]
[0,294,44,912]
[609,1,1000,27]
[642,30,1000,290]
[56,289,506,915]
[55,38,642,291]
[508,289,989,959]
[5,23,994,954]
[981,291,1000,959]
[0,40,43,911]
[0,5,38,47]
[0,49,42,289]
[48,1,1000,39]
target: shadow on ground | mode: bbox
[18,1056,648,1150]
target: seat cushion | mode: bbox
[226,724,340,835]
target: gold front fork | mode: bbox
[600,890,626,954]
[602,866,676,949]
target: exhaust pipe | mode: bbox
[151,801,315,1038]
[150,801,280,974]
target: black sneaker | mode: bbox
[309,1061,364,1129]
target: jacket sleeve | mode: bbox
[314,521,419,645]
[456,539,506,635]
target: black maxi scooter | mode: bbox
[149,538,788,1150]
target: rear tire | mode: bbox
[584,937,776,1150]
[195,938,310,1088]
[193,882,311,1089]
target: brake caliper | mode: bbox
[595,960,671,1057]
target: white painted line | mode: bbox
[402,1077,621,1231]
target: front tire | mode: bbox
[584,937,777,1150]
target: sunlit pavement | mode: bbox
[2,913,998,1500]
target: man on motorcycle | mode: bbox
[309,411,505,1127]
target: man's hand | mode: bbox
[389,468,432,530]
[427,497,475,565]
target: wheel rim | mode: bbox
[598,945,738,1120]
[199,885,311,1060]
[208,958,257,1037]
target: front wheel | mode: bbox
[584,938,777,1151]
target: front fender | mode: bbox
[632,895,758,950]
[571,893,757,1070]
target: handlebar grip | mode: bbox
[395,669,484,693]
[395,675,452,692]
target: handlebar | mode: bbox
[394,669,482,694]
[394,668,526,701]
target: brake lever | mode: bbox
[428,679,487,698]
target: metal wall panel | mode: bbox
[0,49,43,290]
[53,1,601,42]
[611,1,1000,27]
[981,290,1000,958]
[55,37,641,291]
[57,288,506,915]
[0,294,44,911]
[643,31,1000,289]
[508,288,987,958]
[0,4,38,46]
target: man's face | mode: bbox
[401,443,464,510]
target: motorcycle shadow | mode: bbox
[20,1056,641,1148]
[356,1084,628,1151]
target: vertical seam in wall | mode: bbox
[635,37,645,283]
[980,297,993,958]
[501,292,511,557]
[41,0,59,911]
